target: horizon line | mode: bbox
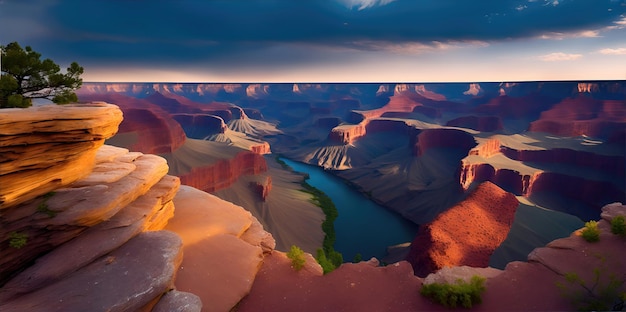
[81,79,626,85]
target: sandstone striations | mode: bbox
[407,181,519,277]
[0,103,123,208]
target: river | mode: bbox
[281,158,419,262]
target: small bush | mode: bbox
[8,232,28,249]
[610,215,625,236]
[287,245,306,271]
[420,275,486,308]
[581,221,600,242]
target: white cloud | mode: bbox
[538,30,600,40]
[598,48,626,55]
[337,0,397,10]
[538,52,583,61]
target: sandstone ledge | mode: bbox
[0,103,123,209]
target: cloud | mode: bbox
[538,52,583,61]
[337,0,397,10]
[346,40,488,54]
[538,29,600,40]
[2,0,623,71]
[598,47,626,55]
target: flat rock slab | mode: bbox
[0,231,183,312]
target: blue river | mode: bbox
[281,158,419,262]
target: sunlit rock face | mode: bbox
[406,181,519,277]
[0,103,123,209]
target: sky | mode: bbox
[1,0,625,83]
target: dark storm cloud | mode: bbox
[1,0,624,66]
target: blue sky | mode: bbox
[1,0,625,82]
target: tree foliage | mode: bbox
[0,42,83,108]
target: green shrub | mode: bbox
[8,231,28,249]
[610,215,625,236]
[581,221,600,242]
[287,245,306,271]
[352,253,363,263]
[315,248,336,274]
[556,254,625,311]
[420,275,486,308]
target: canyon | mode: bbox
[75,81,625,266]
[0,81,624,310]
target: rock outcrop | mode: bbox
[407,181,519,277]
[0,103,123,208]
[0,104,189,311]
